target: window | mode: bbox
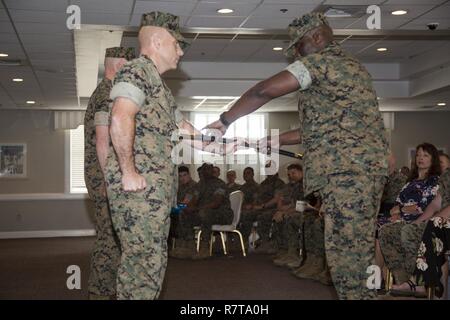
[70,125,87,193]
[191,112,268,183]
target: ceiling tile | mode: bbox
[186,16,246,28]
[82,13,130,25]
[4,0,69,11]
[70,0,134,14]
[14,22,71,34]
[0,9,9,21]
[191,2,260,17]
[8,9,67,24]
[0,21,15,33]
[252,4,318,18]
[133,1,198,17]
[242,16,294,28]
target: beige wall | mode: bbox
[391,112,450,168]
[0,110,65,194]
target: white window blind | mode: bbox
[70,125,87,193]
[191,113,267,182]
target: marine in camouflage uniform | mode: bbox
[208,12,388,299]
[376,170,407,233]
[105,12,189,300]
[250,173,286,246]
[84,46,135,299]
[195,165,234,239]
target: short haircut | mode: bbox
[287,163,303,171]
[439,151,450,162]
[178,166,189,174]
[244,167,254,174]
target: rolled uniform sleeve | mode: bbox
[285,60,313,91]
[94,111,109,126]
[214,187,226,197]
[110,63,148,108]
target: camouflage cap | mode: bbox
[140,11,190,50]
[105,47,136,60]
[285,12,329,57]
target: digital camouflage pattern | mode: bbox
[140,11,189,50]
[440,169,450,208]
[240,180,260,206]
[277,180,304,206]
[106,54,182,300]
[195,177,233,233]
[379,221,427,284]
[320,174,385,300]
[285,12,329,57]
[257,174,286,204]
[381,171,407,205]
[283,27,388,299]
[84,78,121,297]
[287,41,389,195]
[105,47,136,60]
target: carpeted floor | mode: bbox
[0,237,338,300]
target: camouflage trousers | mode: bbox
[255,209,277,242]
[239,209,261,241]
[107,189,171,300]
[174,211,202,241]
[198,208,233,240]
[379,221,427,284]
[286,211,325,257]
[320,174,385,300]
[86,186,121,297]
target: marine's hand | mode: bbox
[122,172,147,192]
[203,119,228,136]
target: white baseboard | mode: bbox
[0,229,96,239]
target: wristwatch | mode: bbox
[219,112,231,127]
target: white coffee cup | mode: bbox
[296,200,306,212]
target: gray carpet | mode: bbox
[0,237,337,300]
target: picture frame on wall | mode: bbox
[0,143,27,178]
[408,146,447,168]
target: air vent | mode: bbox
[0,59,22,66]
[318,5,367,18]
[419,105,436,109]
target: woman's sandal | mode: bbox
[390,280,428,298]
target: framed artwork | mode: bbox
[0,143,27,178]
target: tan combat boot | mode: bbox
[316,266,333,286]
[294,254,326,280]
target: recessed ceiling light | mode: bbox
[437,102,446,106]
[377,47,388,52]
[217,8,234,14]
[273,47,283,51]
[26,100,35,104]
[391,10,408,16]
[12,78,23,82]
[0,53,8,57]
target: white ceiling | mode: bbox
[0,0,449,113]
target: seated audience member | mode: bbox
[290,193,332,286]
[379,143,441,286]
[400,166,410,179]
[375,154,407,276]
[226,169,241,193]
[240,167,260,209]
[390,152,450,297]
[270,164,304,263]
[171,163,233,259]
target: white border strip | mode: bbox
[0,229,96,239]
[0,193,89,201]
